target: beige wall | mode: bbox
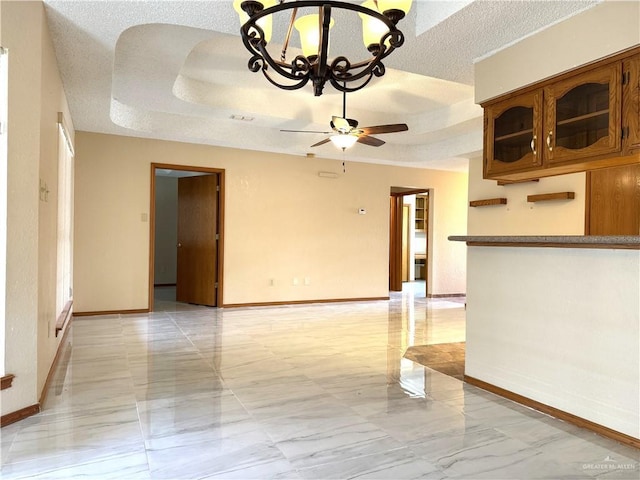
[37,2,74,393]
[475,1,640,104]
[467,156,586,235]
[1,0,73,416]
[0,0,6,377]
[74,132,468,311]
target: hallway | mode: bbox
[1,288,637,478]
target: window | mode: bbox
[56,113,74,320]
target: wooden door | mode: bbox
[177,174,218,306]
[401,205,409,282]
[587,164,640,235]
[389,195,403,291]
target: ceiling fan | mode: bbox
[280,90,409,150]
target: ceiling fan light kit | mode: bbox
[330,133,359,150]
[236,0,412,96]
[282,87,409,150]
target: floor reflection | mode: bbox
[2,283,637,479]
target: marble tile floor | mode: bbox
[1,285,638,479]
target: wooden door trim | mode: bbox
[149,163,225,310]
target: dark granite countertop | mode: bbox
[448,235,640,249]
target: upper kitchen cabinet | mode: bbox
[543,63,621,165]
[482,46,640,181]
[484,91,543,178]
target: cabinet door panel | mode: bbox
[544,63,622,164]
[484,91,543,177]
[623,54,640,153]
[588,164,640,235]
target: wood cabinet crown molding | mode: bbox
[481,45,640,108]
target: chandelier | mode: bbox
[234,0,412,96]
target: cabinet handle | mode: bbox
[530,135,537,156]
[546,130,553,152]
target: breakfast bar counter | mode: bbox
[449,235,640,445]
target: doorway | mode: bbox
[389,187,429,293]
[149,163,225,310]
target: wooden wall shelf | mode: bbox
[469,198,507,207]
[55,300,73,337]
[1,374,15,390]
[527,192,575,202]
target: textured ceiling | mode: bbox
[43,0,599,171]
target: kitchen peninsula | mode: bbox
[449,235,640,446]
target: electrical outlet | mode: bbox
[269,278,274,286]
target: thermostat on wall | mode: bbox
[358,208,366,215]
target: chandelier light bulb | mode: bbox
[294,14,335,58]
[377,0,413,16]
[360,0,390,50]
[233,0,276,43]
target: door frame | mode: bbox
[149,163,225,310]
[389,188,430,292]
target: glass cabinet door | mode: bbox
[484,91,543,176]
[544,63,621,164]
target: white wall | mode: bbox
[466,246,640,438]
[154,176,178,285]
[74,132,468,311]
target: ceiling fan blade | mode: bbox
[357,135,385,147]
[281,129,332,134]
[310,138,332,148]
[360,124,408,135]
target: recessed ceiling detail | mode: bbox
[43,0,600,171]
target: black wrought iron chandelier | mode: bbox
[234,0,412,96]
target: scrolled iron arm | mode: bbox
[238,0,406,96]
